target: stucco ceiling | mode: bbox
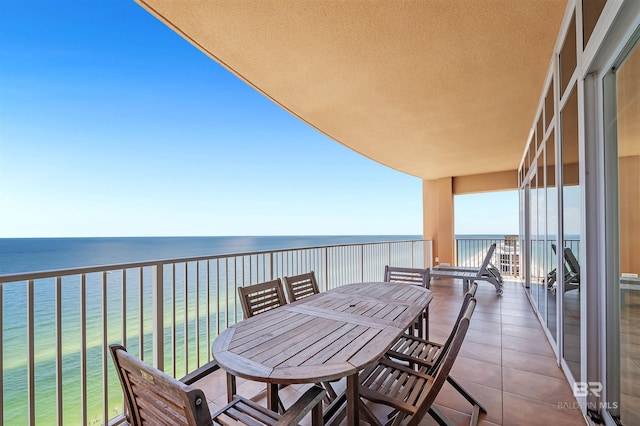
[136,0,568,180]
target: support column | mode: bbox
[423,177,454,266]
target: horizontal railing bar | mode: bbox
[0,239,425,283]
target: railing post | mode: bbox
[324,247,329,291]
[455,239,459,266]
[27,279,35,426]
[0,281,3,422]
[360,245,364,282]
[55,277,63,425]
[152,263,164,371]
[269,252,274,280]
[411,242,414,268]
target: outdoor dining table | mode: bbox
[211,281,433,425]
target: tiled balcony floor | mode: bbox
[195,278,586,425]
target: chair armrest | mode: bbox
[386,350,436,370]
[386,335,444,369]
[179,360,220,385]
[275,385,326,425]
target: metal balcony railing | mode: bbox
[0,239,431,425]
[455,236,520,276]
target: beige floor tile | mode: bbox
[502,392,585,426]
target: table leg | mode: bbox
[225,372,236,403]
[267,383,280,413]
[346,373,359,426]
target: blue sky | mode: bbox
[0,0,518,238]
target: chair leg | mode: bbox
[311,398,323,426]
[470,404,481,426]
[323,393,347,426]
[429,405,454,426]
[321,381,338,403]
[447,376,487,414]
[424,307,429,340]
[361,400,383,426]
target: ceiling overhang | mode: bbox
[136,0,568,180]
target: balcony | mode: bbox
[0,238,586,425]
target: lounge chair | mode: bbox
[429,243,504,294]
[563,247,580,292]
[433,244,503,286]
[548,245,580,294]
[546,243,567,287]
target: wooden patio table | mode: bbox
[211,281,433,425]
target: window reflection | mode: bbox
[538,150,546,321]
[530,172,538,304]
[613,39,640,426]
[562,86,581,380]
[546,132,557,340]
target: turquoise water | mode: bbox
[1,235,422,425]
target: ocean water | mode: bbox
[1,235,423,425]
[0,235,423,275]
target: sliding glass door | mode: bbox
[604,32,640,426]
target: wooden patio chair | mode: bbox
[236,279,289,411]
[358,299,480,426]
[282,271,339,403]
[109,344,325,426]
[238,279,287,319]
[384,266,430,339]
[385,283,486,420]
[282,271,320,302]
[384,266,430,287]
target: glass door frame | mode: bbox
[601,26,640,426]
[583,2,640,423]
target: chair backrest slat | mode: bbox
[283,272,320,302]
[238,279,287,318]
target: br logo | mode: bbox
[572,382,602,397]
